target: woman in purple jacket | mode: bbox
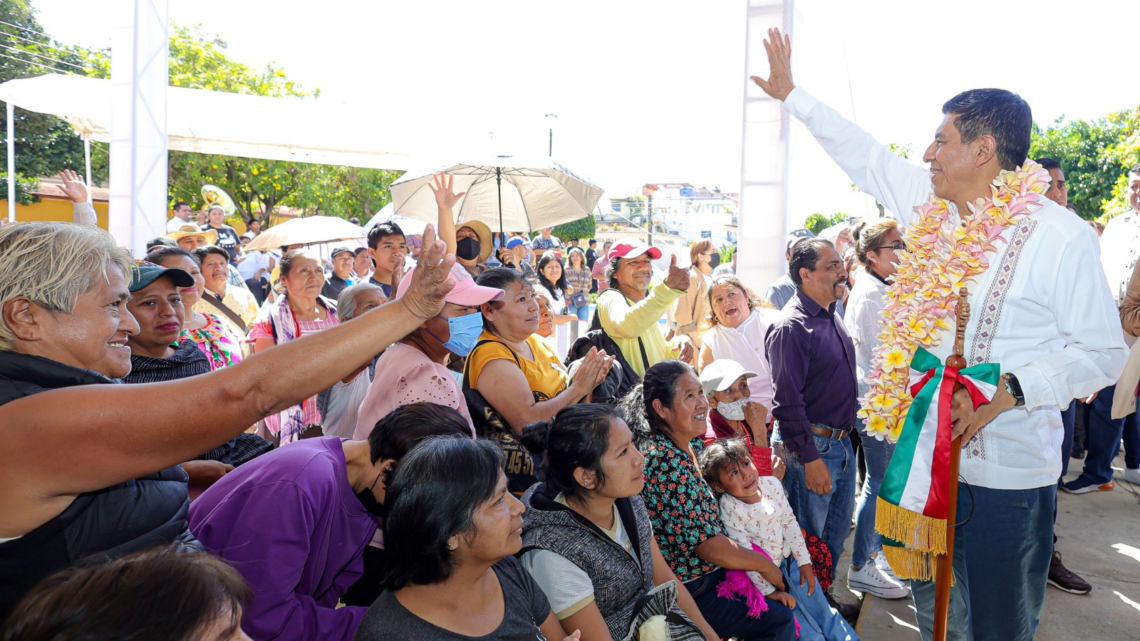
[188,403,472,641]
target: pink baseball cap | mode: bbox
[396,263,505,307]
[608,238,662,261]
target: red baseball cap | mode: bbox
[607,239,662,261]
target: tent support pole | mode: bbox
[6,102,14,223]
[496,166,503,235]
[84,136,92,194]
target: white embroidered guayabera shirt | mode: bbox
[783,87,1128,490]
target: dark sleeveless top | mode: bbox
[0,351,196,625]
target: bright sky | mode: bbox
[32,0,1140,223]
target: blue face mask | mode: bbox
[426,310,484,357]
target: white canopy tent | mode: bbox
[0,73,428,223]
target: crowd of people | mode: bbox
[0,30,1136,641]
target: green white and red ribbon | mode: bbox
[875,347,1000,581]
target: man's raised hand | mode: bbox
[749,28,795,102]
[663,255,692,291]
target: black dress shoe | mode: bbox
[827,592,861,622]
[1071,448,1086,459]
[1047,551,1092,595]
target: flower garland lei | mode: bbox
[857,160,1051,442]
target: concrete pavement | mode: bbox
[847,451,1140,640]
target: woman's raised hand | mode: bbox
[399,224,456,320]
[428,172,465,210]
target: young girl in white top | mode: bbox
[701,438,859,641]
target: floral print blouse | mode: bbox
[181,312,244,371]
[639,432,726,583]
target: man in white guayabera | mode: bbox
[750,28,1126,641]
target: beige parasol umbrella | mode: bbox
[243,216,365,252]
[390,157,603,234]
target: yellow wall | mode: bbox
[1,197,111,229]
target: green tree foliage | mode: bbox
[1029,111,1140,220]
[548,216,597,243]
[0,0,99,187]
[804,212,848,235]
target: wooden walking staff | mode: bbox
[934,287,970,641]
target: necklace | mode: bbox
[857,160,1050,442]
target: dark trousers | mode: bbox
[1072,384,1139,487]
[245,277,269,306]
[684,567,797,641]
[911,485,1054,641]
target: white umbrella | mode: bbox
[389,157,603,234]
[363,203,429,237]
[244,215,365,252]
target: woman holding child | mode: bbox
[621,360,796,641]
[700,438,858,641]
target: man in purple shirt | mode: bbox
[188,403,472,641]
[765,237,858,617]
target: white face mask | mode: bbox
[717,398,749,421]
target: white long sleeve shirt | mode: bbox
[843,269,889,399]
[784,87,1127,490]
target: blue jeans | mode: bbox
[684,568,797,641]
[851,420,895,568]
[910,484,1054,641]
[567,304,591,321]
[776,432,857,572]
[783,558,859,641]
[1069,384,1139,488]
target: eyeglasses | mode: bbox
[880,243,907,251]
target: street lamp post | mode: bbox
[545,113,557,157]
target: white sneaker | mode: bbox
[848,561,910,600]
[1123,468,1140,486]
[873,552,906,585]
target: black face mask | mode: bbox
[456,237,481,261]
[356,469,386,516]
[708,253,721,268]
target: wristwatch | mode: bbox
[1001,373,1025,407]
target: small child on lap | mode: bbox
[700,437,859,641]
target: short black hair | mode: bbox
[146,236,177,251]
[588,239,597,246]
[382,438,504,589]
[520,404,624,500]
[173,201,191,211]
[941,88,1032,171]
[191,245,230,265]
[788,238,835,287]
[368,222,405,250]
[354,246,369,256]
[147,246,198,267]
[367,402,474,489]
[348,217,361,225]
[3,546,250,641]
[1035,157,1062,172]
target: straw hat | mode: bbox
[166,223,218,245]
[456,219,494,263]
